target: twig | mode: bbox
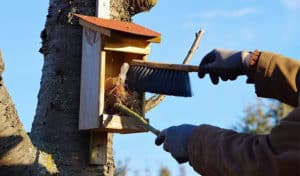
[183,29,205,64]
[144,29,205,112]
[145,94,166,112]
[114,103,160,136]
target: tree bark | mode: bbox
[0,51,58,176]
[0,50,37,175]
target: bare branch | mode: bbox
[145,94,166,112]
[183,29,205,64]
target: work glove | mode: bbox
[155,124,196,163]
[198,48,251,84]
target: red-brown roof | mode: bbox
[74,14,161,38]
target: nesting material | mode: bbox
[105,76,143,115]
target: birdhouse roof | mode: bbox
[74,14,161,43]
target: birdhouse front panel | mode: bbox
[76,14,161,133]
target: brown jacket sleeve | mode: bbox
[188,51,300,176]
[254,51,300,107]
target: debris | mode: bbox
[104,76,143,115]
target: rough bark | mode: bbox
[0,85,36,175]
[0,50,36,175]
[0,51,58,176]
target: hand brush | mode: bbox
[124,60,199,97]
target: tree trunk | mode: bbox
[0,0,156,175]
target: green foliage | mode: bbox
[235,99,293,134]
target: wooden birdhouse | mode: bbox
[75,14,161,134]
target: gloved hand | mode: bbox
[198,48,251,84]
[155,124,196,163]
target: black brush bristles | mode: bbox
[126,65,192,97]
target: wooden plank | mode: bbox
[104,51,124,78]
[96,0,110,18]
[89,56,114,163]
[89,132,113,165]
[88,1,113,169]
[130,59,199,72]
[79,27,101,130]
[148,36,161,43]
[103,32,151,54]
[99,50,106,117]
[104,45,150,55]
[98,114,148,134]
[105,51,145,78]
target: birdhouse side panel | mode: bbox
[79,27,102,130]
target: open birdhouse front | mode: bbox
[76,14,161,133]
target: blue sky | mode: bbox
[1,0,300,175]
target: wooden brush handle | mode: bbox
[131,60,199,72]
[114,103,161,136]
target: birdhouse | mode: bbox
[75,14,161,133]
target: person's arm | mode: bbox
[188,107,300,176]
[156,49,300,175]
[250,51,300,107]
[187,51,300,175]
[198,49,300,106]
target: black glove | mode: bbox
[155,124,196,163]
[198,48,251,84]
